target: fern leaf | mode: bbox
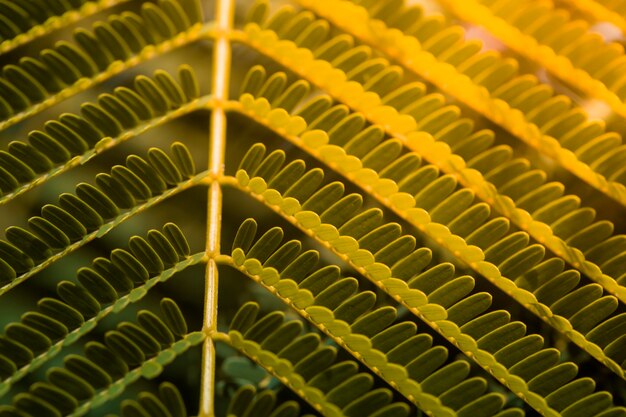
[560,0,626,36]
[0,298,203,417]
[1,90,209,205]
[438,0,626,117]
[0,0,623,414]
[235,64,626,308]
[0,0,132,56]
[0,225,203,395]
[0,0,206,132]
[108,381,188,417]
[0,143,207,294]
[214,303,413,417]
[230,147,626,414]
[225,218,525,417]
[283,0,626,210]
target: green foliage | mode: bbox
[0,0,624,416]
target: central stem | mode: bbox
[199,0,234,415]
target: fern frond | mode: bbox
[0,143,207,294]
[0,0,623,413]
[228,147,626,414]
[214,302,413,417]
[233,68,626,308]
[0,223,202,395]
[560,0,626,35]
[224,385,312,417]
[0,0,130,56]
[109,381,188,417]
[0,0,206,132]
[0,65,205,205]
[437,0,626,117]
[223,218,523,417]
[283,0,626,209]
[0,298,204,417]
[232,58,626,307]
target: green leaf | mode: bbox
[456,393,504,417]
[146,231,179,268]
[13,393,62,417]
[302,182,344,214]
[114,87,153,121]
[81,103,123,138]
[129,236,164,275]
[108,16,146,54]
[0,240,32,274]
[370,322,416,353]
[460,310,510,340]
[135,76,170,115]
[159,381,187,417]
[7,141,52,174]
[162,223,190,258]
[56,281,100,318]
[126,156,166,196]
[243,311,284,344]
[37,298,84,330]
[94,21,131,61]
[320,194,362,226]
[314,278,358,310]
[5,227,51,262]
[47,367,95,400]
[40,49,81,85]
[350,307,396,338]
[85,341,128,380]
[142,3,176,40]
[178,64,199,100]
[105,331,145,366]
[260,321,303,353]
[333,291,375,324]
[231,302,260,334]
[137,391,171,417]
[97,94,139,130]
[137,311,175,347]
[29,383,77,415]
[421,361,470,396]
[342,389,392,417]
[21,313,67,341]
[0,151,36,182]
[92,257,134,294]
[264,240,301,270]
[308,362,357,392]
[5,324,50,355]
[118,323,161,357]
[76,268,118,304]
[147,148,183,185]
[246,226,283,263]
[160,298,187,336]
[111,249,149,284]
[56,41,97,77]
[73,28,113,71]
[428,276,474,308]
[170,142,195,178]
[64,355,112,389]
[477,322,526,353]
[58,193,104,232]
[294,346,336,380]
[281,250,320,284]
[326,373,372,407]
[154,70,186,108]
[277,333,319,365]
[446,292,492,326]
